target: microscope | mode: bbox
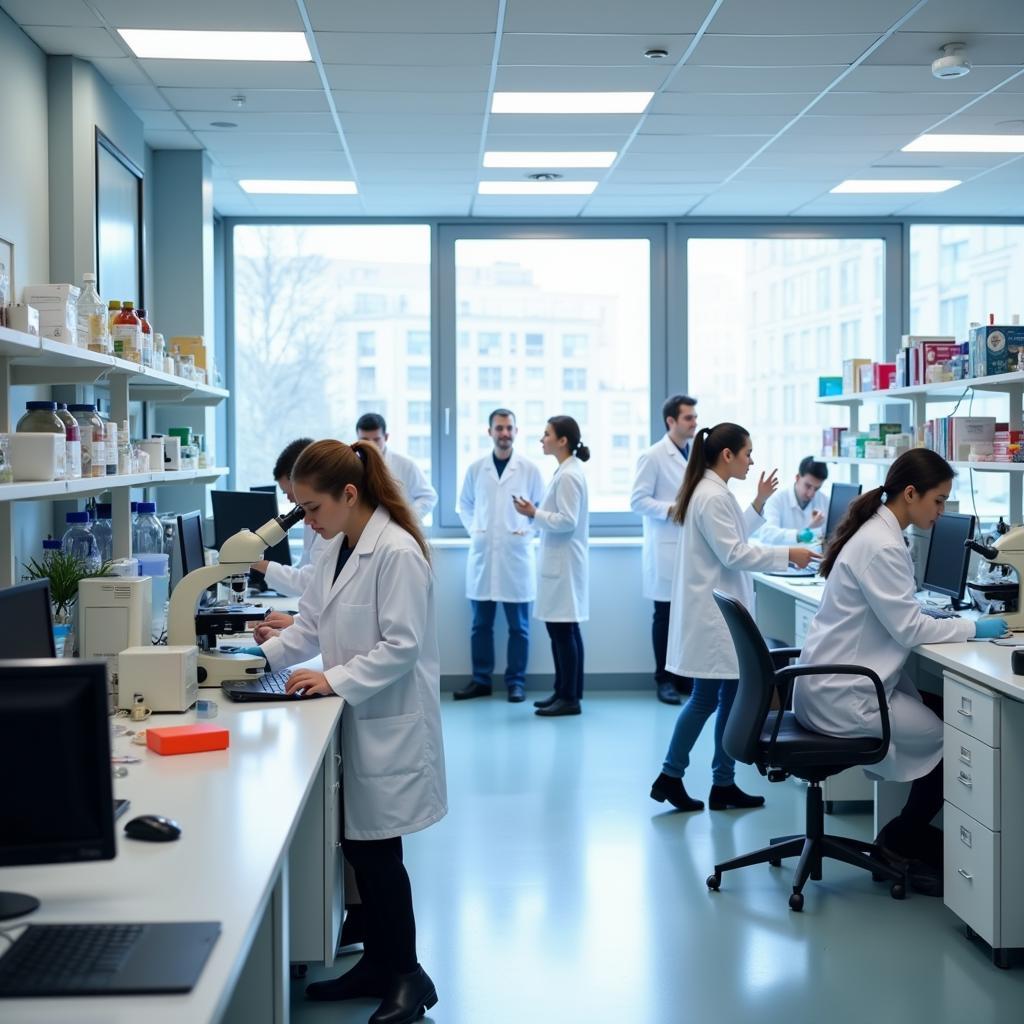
[967,527,1024,630]
[167,505,305,687]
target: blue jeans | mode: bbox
[471,600,531,689]
[662,678,738,786]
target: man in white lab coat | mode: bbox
[630,394,698,705]
[755,455,829,545]
[455,409,544,703]
[356,412,438,522]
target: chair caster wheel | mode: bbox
[789,892,804,911]
[290,964,308,980]
[706,873,721,891]
[890,883,906,901]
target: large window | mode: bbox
[448,235,652,517]
[232,224,430,489]
[688,236,886,505]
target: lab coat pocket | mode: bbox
[656,539,677,581]
[351,712,426,778]
[540,545,565,578]
[336,602,379,655]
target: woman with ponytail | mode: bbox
[513,415,591,716]
[258,439,445,1020]
[650,423,819,812]
[794,449,1006,874]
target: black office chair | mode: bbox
[705,591,907,911]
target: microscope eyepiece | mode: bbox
[277,505,306,531]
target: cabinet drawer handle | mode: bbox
[957,867,973,881]
[958,772,973,788]
[956,708,973,718]
[959,746,971,765]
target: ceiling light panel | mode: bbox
[491,92,654,114]
[239,180,358,194]
[483,151,617,168]
[830,179,961,193]
[478,181,599,195]
[118,29,312,61]
[903,134,1024,153]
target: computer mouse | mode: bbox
[124,813,182,842]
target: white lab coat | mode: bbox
[630,434,687,602]
[384,447,437,522]
[458,450,544,603]
[261,506,447,840]
[263,523,327,597]
[793,506,974,782]
[533,456,589,622]
[667,471,788,679]
[755,485,829,545]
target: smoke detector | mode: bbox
[932,43,971,80]
[526,172,562,181]
[644,48,669,60]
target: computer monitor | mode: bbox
[824,482,863,543]
[0,580,56,658]
[0,658,115,919]
[249,484,277,494]
[923,512,976,606]
[212,490,291,592]
[175,510,215,608]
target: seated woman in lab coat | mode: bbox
[650,423,818,812]
[258,439,446,1022]
[793,449,1007,871]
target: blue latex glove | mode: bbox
[236,645,266,658]
[974,618,1009,639]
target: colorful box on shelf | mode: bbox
[904,338,959,386]
[818,376,843,397]
[969,323,1024,378]
[842,358,872,393]
[821,427,846,456]
[924,416,996,461]
[22,284,79,345]
[869,423,903,442]
[872,362,896,390]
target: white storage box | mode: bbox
[8,432,65,481]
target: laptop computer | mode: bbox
[221,668,325,703]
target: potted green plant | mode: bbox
[22,551,113,654]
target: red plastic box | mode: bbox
[146,722,229,756]
[872,363,896,390]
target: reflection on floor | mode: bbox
[292,691,1024,1023]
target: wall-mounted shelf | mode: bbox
[826,456,1024,474]
[818,370,1024,407]
[0,467,229,504]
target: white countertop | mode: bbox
[0,695,344,1023]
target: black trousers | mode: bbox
[546,621,584,702]
[341,833,417,975]
[652,601,691,689]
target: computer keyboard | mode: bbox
[919,605,960,619]
[248,669,293,694]
[0,923,142,996]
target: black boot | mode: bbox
[533,692,558,709]
[369,965,438,1024]
[534,697,581,717]
[305,955,389,1002]
[708,783,765,810]
[650,773,704,811]
[453,682,491,700]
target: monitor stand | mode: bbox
[0,891,39,921]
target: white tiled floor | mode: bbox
[292,692,1024,1024]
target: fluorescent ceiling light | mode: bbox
[118,29,311,62]
[830,179,960,194]
[483,151,617,168]
[903,133,1024,154]
[240,180,357,195]
[491,92,653,114]
[478,181,598,196]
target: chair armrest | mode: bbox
[773,663,891,765]
[768,647,801,668]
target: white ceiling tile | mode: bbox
[709,0,918,34]
[324,65,492,92]
[691,34,879,67]
[791,196,909,216]
[316,33,494,66]
[139,59,322,90]
[642,113,793,134]
[162,89,329,113]
[649,92,817,116]
[193,131,342,154]
[306,0,500,33]
[865,152,1012,169]
[360,169,478,184]
[478,168,604,182]
[812,91,982,116]
[499,33,693,66]
[338,113,483,134]
[904,0,1024,34]
[239,195,365,214]
[471,198,587,215]
[666,66,841,93]
[631,134,768,155]
[332,92,487,114]
[505,0,710,34]
[730,166,857,184]
[495,66,670,91]
[345,134,481,154]
[361,200,470,215]
[0,0,99,27]
[610,168,731,184]
[353,153,480,171]
[90,57,148,86]
[143,130,202,150]
[90,0,303,31]
[212,151,353,174]
[582,199,701,216]
[598,182,717,196]
[480,132,630,150]
[958,91,1024,117]
[866,32,1024,67]
[114,84,171,110]
[361,185,474,199]
[990,69,1024,92]
[22,25,125,58]
[179,110,337,133]
[137,109,186,131]
[786,114,939,136]
[835,65,1016,93]
[487,114,640,135]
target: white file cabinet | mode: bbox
[793,599,874,809]
[288,724,344,966]
[942,672,1024,967]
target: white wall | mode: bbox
[432,540,653,688]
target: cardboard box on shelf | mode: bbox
[8,303,39,336]
[842,358,871,393]
[818,376,843,397]
[969,324,1024,378]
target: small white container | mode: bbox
[139,438,165,472]
[8,432,65,481]
[108,557,141,577]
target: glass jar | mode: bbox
[55,404,82,480]
[133,501,164,555]
[16,402,67,479]
[67,404,105,479]
[0,435,12,484]
[62,511,101,573]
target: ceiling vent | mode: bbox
[932,43,971,80]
